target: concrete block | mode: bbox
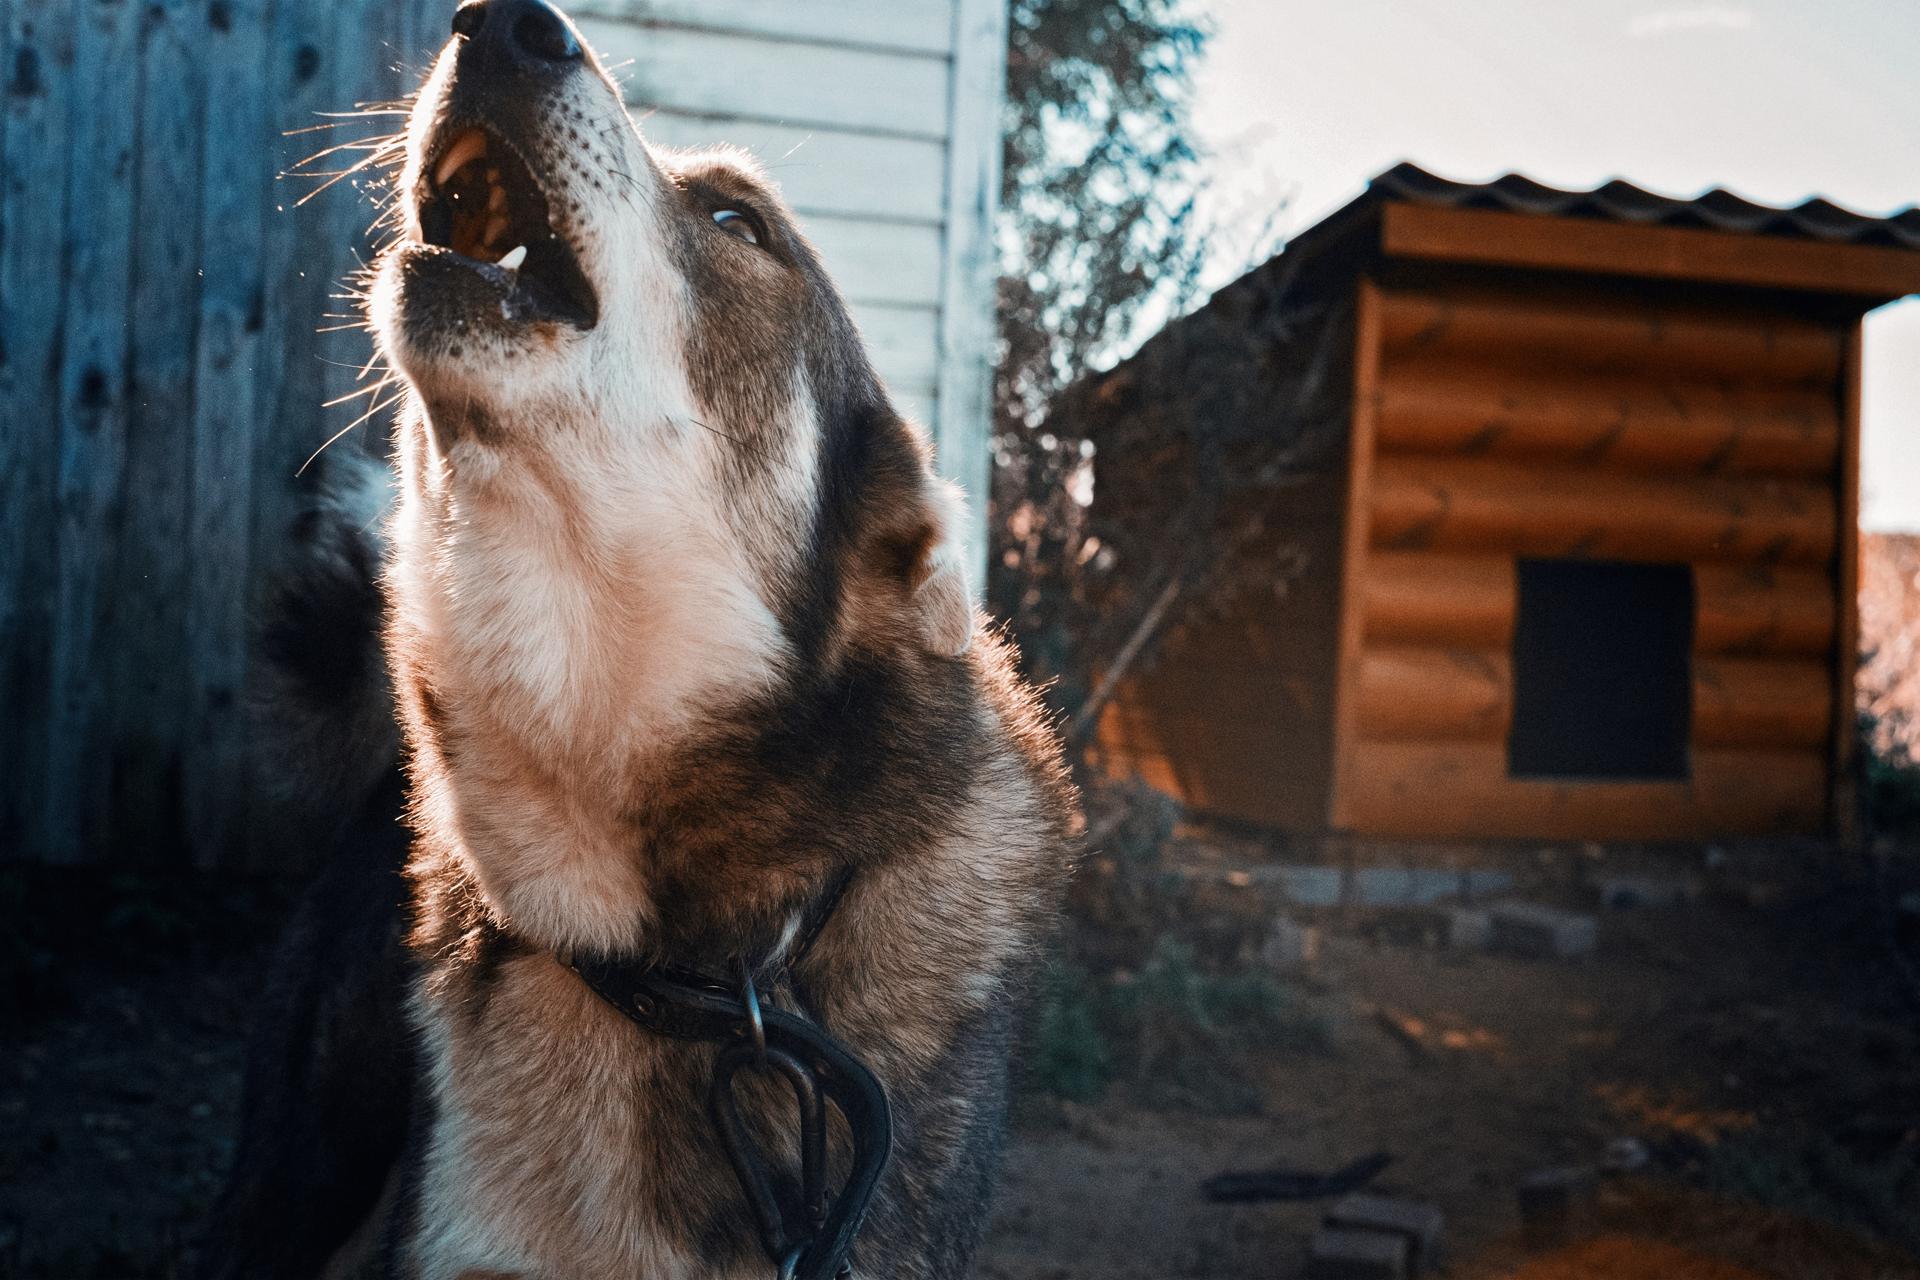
[1463,868,1516,898]
[1273,864,1345,908]
[1325,1194,1444,1274]
[1306,1226,1409,1280]
[1595,874,1696,910]
[1489,902,1597,959]
[1444,907,1491,951]
[1349,866,1499,907]
[1517,1166,1597,1250]
[1260,916,1321,973]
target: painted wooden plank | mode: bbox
[849,302,939,389]
[1328,283,1385,831]
[111,0,208,863]
[890,384,937,430]
[1376,362,1838,478]
[1695,563,1834,659]
[1364,552,1835,660]
[296,0,414,480]
[931,0,1007,574]
[1379,286,1842,385]
[1382,202,1920,302]
[1369,455,1835,567]
[1356,646,1510,743]
[581,19,952,140]
[636,108,947,224]
[1694,656,1832,751]
[0,0,72,859]
[1343,741,1828,840]
[1363,552,1515,649]
[183,0,273,868]
[311,0,411,438]
[42,0,142,863]
[395,0,439,84]
[566,0,954,56]
[256,0,348,554]
[804,215,942,308]
[1834,324,1863,839]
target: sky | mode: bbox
[1186,0,1920,528]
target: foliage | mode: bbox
[996,0,1212,434]
[1029,780,1329,1112]
[1027,959,1117,1105]
[989,2,1321,742]
[1114,937,1330,1111]
[989,0,1214,719]
[1702,1130,1920,1257]
[1859,710,1920,836]
[1025,940,1329,1113]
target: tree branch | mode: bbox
[1068,572,1184,749]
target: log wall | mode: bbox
[1330,281,1851,840]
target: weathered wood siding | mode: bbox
[1,0,439,866]
[569,0,1007,566]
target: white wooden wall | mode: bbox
[571,0,1007,571]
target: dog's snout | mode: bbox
[450,0,583,69]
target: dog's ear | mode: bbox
[840,418,976,659]
[905,477,975,657]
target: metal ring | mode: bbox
[739,959,767,1063]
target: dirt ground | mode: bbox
[980,841,1920,1280]
[4,841,1919,1279]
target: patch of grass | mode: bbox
[1027,960,1116,1105]
[1025,938,1329,1112]
[1860,710,1920,837]
[1702,1129,1920,1257]
[1115,938,1331,1112]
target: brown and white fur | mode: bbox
[201,1,1075,1277]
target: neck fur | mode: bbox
[386,410,793,955]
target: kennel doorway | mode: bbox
[1507,559,1696,781]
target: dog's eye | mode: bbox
[711,209,759,245]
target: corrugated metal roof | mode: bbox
[1367,162,1920,250]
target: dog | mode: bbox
[199,1,1077,1276]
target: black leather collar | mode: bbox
[560,864,889,1280]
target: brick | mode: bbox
[1489,902,1597,959]
[1325,1194,1445,1274]
[1306,1226,1409,1280]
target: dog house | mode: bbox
[1072,164,1920,841]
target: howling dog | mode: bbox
[202,1,1076,1276]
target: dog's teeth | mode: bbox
[434,129,488,188]
[497,245,527,271]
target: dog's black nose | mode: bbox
[450,0,582,67]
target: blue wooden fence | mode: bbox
[1,0,439,867]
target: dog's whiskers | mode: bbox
[296,384,407,477]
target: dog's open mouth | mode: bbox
[415,125,599,329]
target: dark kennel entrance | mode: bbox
[1508,559,1696,780]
